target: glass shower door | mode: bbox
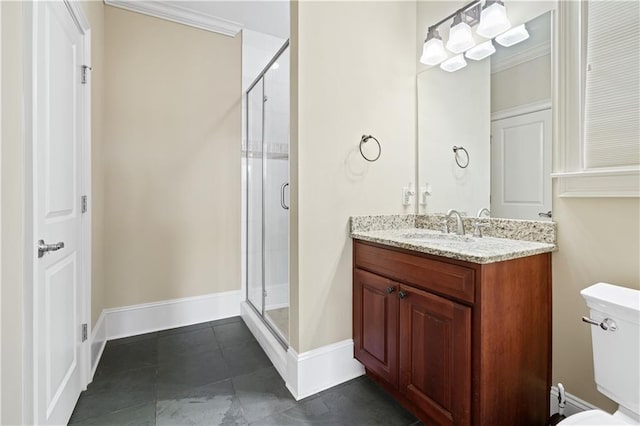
[246,78,264,314]
[245,41,290,346]
[263,48,290,342]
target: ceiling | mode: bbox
[164,1,289,38]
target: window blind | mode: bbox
[583,0,640,169]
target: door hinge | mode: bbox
[81,195,88,213]
[82,324,88,342]
[81,65,92,84]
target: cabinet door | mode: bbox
[353,268,399,386]
[399,285,471,426]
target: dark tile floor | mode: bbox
[69,316,419,425]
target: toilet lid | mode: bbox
[559,410,631,425]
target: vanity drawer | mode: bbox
[354,241,475,304]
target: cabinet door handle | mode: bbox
[385,286,395,294]
[398,291,408,299]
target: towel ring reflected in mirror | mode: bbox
[453,145,469,168]
[359,134,381,162]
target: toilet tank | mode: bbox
[581,283,640,416]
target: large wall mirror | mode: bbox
[418,9,553,221]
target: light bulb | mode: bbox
[420,28,447,66]
[440,54,467,72]
[477,0,511,39]
[495,24,529,47]
[446,14,475,54]
[465,40,496,61]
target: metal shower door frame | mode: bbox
[245,40,290,349]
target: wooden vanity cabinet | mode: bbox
[353,240,551,425]
[353,268,399,386]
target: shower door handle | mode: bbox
[281,182,289,210]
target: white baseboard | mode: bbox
[89,290,242,380]
[90,311,107,379]
[93,298,598,415]
[104,290,242,340]
[286,340,365,400]
[92,294,362,402]
[241,302,364,401]
[550,386,599,417]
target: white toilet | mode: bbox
[559,283,640,425]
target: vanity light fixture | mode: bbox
[476,0,511,39]
[446,13,476,54]
[440,54,467,72]
[495,24,529,47]
[465,40,496,60]
[421,0,520,73]
[420,27,448,66]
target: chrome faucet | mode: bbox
[477,207,490,218]
[446,209,465,236]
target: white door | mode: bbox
[491,109,552,221]
[33,2,87,424]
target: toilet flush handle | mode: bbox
[582,316,617,332]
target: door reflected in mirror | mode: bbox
[417,11,553,221]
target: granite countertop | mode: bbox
[351,227,556,264]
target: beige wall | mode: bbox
[293,1,417,352]
[103,7,242,309]
[1,3,24,424]
[552,193,640,412]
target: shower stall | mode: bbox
[244,41,290,346]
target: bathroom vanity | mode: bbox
[351,215,556,425]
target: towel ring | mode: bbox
[359,135,381,162]
[453,146,469,168]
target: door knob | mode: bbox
[398,291,408,299]
[38,240,65,258]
